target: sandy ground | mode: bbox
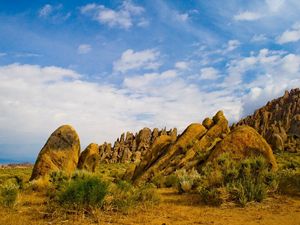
[0,188,300,225]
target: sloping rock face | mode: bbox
[208,126,278,170]
[132,111,231,184]
[78,143,99,172]
[30,125,80,180]
[98,127,177,163]
[236,88,300,152]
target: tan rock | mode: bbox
[30,125,80,180]
[77,143,99,172]
[208,126,278,170]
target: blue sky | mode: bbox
[1,0,300,162]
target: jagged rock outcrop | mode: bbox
[131,111,231,184]
[98,127,177,164]
[208,126,278,170]
[236,88,300,152]
[30,125,80,180]
[77,143,99,172]
[129,111,278,184]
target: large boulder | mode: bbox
[77,143,99,172]
[208,126,278,170]
[30,125,81,180]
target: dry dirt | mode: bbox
[0,188,300,225]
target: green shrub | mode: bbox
[197,155,277,207]
[198,186,224,206]
[0,182,19,207]
[164,174,178,188]
[58,176,108,209]
[136,183,160,204]
[106,180,160,212]
[277,169,300,196]
[152,174,166,188]
[49,171,69,191]
[174,168,201,193]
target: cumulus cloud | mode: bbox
[226,40,240,52]
[251,34,268,42]
[175,61,189,70]
[277,23,300,44]
[0,63,243,160]
[234,11,262,21]
[223,49,300,115]
[113,49,161,73]
[77,44,92,54]
[80,1,146,29]
[200,67,220,80]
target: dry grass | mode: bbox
[0,188,300,225]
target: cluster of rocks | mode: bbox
[236,88,300,153]
[30,89,300,181]
[30,125,177,180]
[97,127,177,164]
[129,111,277,184]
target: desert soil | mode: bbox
[0,188,300,225]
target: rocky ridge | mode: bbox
[129,111,278,184]
[236,88,300,153]
[98,127,177,164]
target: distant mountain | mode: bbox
[236,88,300,152]
[0,158,33,165]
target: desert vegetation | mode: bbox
[0,152,299,224]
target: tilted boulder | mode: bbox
[77,143,99,172]
[208,126,278,170]
[132,135,174,181]
[133,123,207,183]
[30,125,80,180]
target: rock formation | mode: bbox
[30,125,80,180]
[128,111,277,184]
[208,126,278,170]
[78,143,99,172]
[236,88,300,152]
[98,127,178,164]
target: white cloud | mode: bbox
[77,44,92,54]
[234,11,262,21]
[277,23,300,44]
[0,63,243,161]
[80,1,145,29]
[113,49,161,73]
[38,4,71,22]
[175,13,189,22]
[175,61,189,70]
[251,34,268,42]
[200,67,220,80]
[265,0,285,12]
[0,52,7,57]
[226,40,240,52]
[15,52,41,58]
[223,48,300,115]
[39,4,53,17]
